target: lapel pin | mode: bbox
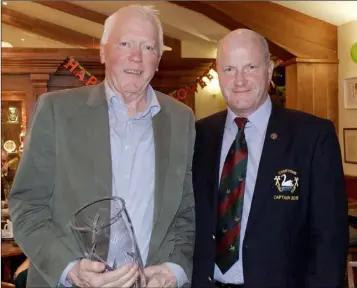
[270,133,278,140]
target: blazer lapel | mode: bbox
[245,104,293,233]
[146,95,171,262]
[67,83,112,261]
[209,111,227,208]
[152,101,171,226]
[85,83,112,201]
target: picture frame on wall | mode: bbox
[344,128,357,164]
[344,77,357,109]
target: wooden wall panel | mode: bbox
[285,59,338,129]
[285,64,297,109]
[326,64,338,126]
[313,64,328,119]
[1,75,32,92]
[297,63,314,115]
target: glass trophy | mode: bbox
[69,196,146,287]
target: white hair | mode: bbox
[100,5,164,56]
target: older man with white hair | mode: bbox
[9,4,195,288]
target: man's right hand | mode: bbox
[67,259,140,287]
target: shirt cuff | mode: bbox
[164,262,189,288]
[58,260,80,287]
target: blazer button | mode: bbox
[208,277,212,282]
[212,234,215,240]
[244,244,248,249]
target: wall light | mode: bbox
[205,69,221,97]
[207,78,221,96]
[1,41,13,48]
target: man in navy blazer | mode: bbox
[192,29,348,288]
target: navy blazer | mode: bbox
[192,104,348,288]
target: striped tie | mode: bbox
[215,117,248,274]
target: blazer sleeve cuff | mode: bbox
[57,259,80,287]
[164,262,189,288]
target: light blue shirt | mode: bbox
[105,82,159,269]
[214,97,272,284]
[59,82,188,287]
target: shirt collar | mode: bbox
[226,96,272,136]
[104,80,161,119]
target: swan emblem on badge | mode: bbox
[274,169,299,193]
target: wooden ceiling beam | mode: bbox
[1,7,99,48]
[171,1,337,59]
[171,1,295,61]
[33,1,107,25]
[34,1,181,56]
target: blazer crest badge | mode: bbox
[274,169,299,193]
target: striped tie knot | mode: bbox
[234,117,248,130]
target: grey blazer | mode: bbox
[8,83,196,287]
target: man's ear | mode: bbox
[100,45,105,64]
[268,60,274,81]
[156,55,162,72]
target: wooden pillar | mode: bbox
[29,73,50,125]
[284,58,338,130]
[30,74,50,100]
